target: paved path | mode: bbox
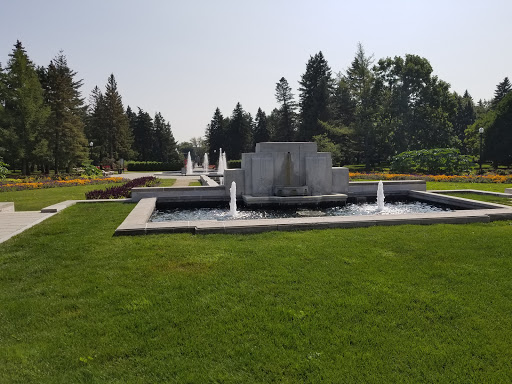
[0,211,56,244]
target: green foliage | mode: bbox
[227,159,241,168]
[253,107,270,144]
[0,41,50,175]
[205,108,226,161]
[312,133,342,166]
[390,148,471,175]
[0,161,9,179]
[483,92,512,166]
[127,161,182,171]
[227,102,253,159]
[274,77,297,141]
[81,164,102,176]
[298,52,332,140]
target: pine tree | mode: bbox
[153,112,180,164]
[484,92,512,166]
[103,74,134,163]
[133,107,153,161]
[253,108,270,144]
[275,77,297,141]
[298,51,332,140]
[227,102,253,159]
[85,86,107,165]
[0,41,50,175]
[205,107,226,160]
[492,77,511,107]
[40,52,88,173]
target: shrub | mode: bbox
[0,161,9,180]
[127,161,182,172]
[227,160,241,169]
[81,164,103,177]
[85,177,158,199]
[390,148,472,175]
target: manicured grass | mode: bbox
[189,181,201,186]
[1,203,512,382]
[444,192,512,207]
[427,181,512,192]
[156,178,176,187]
[0,183,124,211]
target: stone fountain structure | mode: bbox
[223,142,349,206]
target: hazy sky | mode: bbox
[1,0,510,142]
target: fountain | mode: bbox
[377,180,385,211]
[218,148,225,175]
[223,152,228,170]
[229,181,237,216]
[186,152,193,175]
[203,153,209,174]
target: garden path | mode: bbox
[0,210,56,244]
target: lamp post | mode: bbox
[89,141,94,163]
[478,127,484,174]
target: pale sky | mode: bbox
[1,0,510,143]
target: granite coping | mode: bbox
[114,191,512,236]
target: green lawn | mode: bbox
[156,178,176,187]
[0,183,124,211]
[1,203,512,382]
[427,181,512,192]
[443,192,512,207]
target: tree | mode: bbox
[451,90,475,153]
[205,107,226,160]
[253,107,270,144]
[227,102,253,159]
[103,74,134,162]
[345,43,381,169]
[0,41,49,174]
[153,112,180,164]
[39,52,88,173]
[85,86,107,165]
[483,92,512,166]
[274,77,297,141]
[133,107,153,161]
[492,77,511,107]
[298,51,332,140]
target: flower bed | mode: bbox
[0,176,127,192]
[85,177,158,199]
[349,172,512,184]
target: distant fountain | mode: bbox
[203,153,209,174]
[228,181,237,216]
[223,152,228,170]
[377,180,385,211]
[218,148,225,175]
[186,152,193,175]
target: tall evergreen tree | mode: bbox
[298,51,332,140]
[274,77,297,141]
[133,107,153,161]
[492,77,511,107]
[0,41,49,174]
[40,52,88,173]
[227,102,253,159]
[205,107,226,160]
[451,90,476,153]
[85,86,107,165]
[103,74,134,162]
[153,112,180,163]
[253,107,270,144]
[483,92,512,166]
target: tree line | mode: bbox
[205,43,511,168]
[0,41,181,175]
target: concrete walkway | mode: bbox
[0,210,56,244]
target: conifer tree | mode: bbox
[253,107,270,144]
[227,102,253,159]
[205,107,226,160]
[40,52,88,173]
[298,51,332,140]
[492,77,511,107]
[275,77,297,141]
[103,74,134,162]
[133,107,153,161]
[153,112,180,164]
[0,41,49,174]
[85,86,107,164]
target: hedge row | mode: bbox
[390,148,471,175]
[127,161,182,171]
